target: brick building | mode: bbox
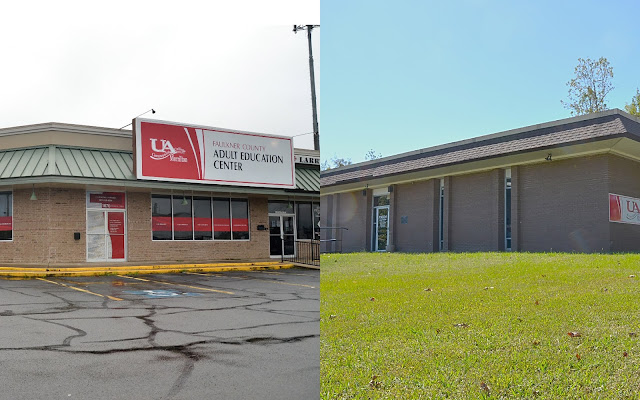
[320,109,640,253]
[0,120,319,266]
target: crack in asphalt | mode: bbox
[0,271,319,399]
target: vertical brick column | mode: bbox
[387,185,396,252]
[364,189,372,251]
[430,179,440,252]
[442,176,451,251]
[496,169,505,251]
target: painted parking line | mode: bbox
[117,275,234,295]
[183,272,316,289]
[36,278,123,301]
[259,271,317,277]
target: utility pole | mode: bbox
[294,24,320,151]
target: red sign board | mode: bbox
[134,119,295,188]
[88,192,126,209]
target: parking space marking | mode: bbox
[183,272,316,289]
[116,275,234,295]
[36,278,123,301]
[259,271,317,277]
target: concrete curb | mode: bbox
[0,262,296,279]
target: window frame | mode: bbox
[0,191,13,242]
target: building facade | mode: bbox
[321,109,640,253]
[0,120,319,266]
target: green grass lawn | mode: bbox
[321,253,640,399]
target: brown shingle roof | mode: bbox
[321,110,638,187]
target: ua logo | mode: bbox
[150,139,176,154]
[149,138,187,161]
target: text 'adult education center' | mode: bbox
[321,109,640,253]
[0,118,319,266]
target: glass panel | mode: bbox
[283,234,295,256]
[0,192,11,240]
[152,195,172,240]
[270,235,283,256]
[173,197,193,240]
[87,211,105,234]
[269,200,293,214]
[269,216,281,235]
[213,198,231,240]
[377,208,388,251]
[108,234,125,259]
[231,199,249,240]
[374,195,389,207]
[313,202,320,240]
[283,216,294,235]
[87,234,106,260]
[296,202,313,239]
[193,197,212,240]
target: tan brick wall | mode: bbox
[0,187,86,265]
[519,155,610,252]
[126,192,271,262]
[0,187,274,265]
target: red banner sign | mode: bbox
[152,216,171,231]
[194,217,213,232]
[0,216,11,231]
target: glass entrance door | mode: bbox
[87,210,126,261]
[269,214,296,258]
[375,206,389,252]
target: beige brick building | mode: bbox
[0,121,319,266]
[321,109,640,253]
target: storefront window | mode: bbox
[213,198,231,240]
[296,202,313,239]
[231,199,249,240]
[152,195,172,240]
[269,200,293,214]
[152,195,249,241]
[173,197,193,240]
[193,197,212,240]
[0,192,12,241]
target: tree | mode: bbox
[364,149,382,161]
[625,88,640,117]
[321,155,352,171]
[561,57,614,116]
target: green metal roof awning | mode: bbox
[294,167,320,192]
[0,145,318,194]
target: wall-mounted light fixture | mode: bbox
[30,184,37,201]
[545,153,552,162]
[181,191,188,206]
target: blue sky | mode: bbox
[320,0,640,164]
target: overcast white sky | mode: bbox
[0,0,319,149]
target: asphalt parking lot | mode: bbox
[0,268,319,400]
